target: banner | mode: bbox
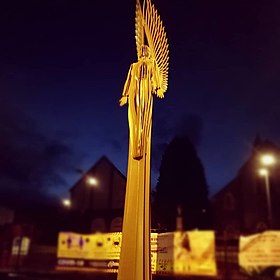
[57,232,122,271]
[154,231,216,276]
[239,231,280,277]
[57,230,217,276]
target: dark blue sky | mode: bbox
[1,0,280,203]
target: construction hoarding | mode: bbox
[57,230,217,276]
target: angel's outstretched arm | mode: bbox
[120,64,133,106]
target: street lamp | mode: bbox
[258,168,268,177]
[258,153,276,228]
[62,198,71,208]
[260,154,276,166]
[85,176,98,210]
[258,168,272,228]
[86,176,98,187]
[75,168,98,187]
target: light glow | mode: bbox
[259,168,268,176]
[87,176,98,186]
[260,154,276,166]
[62,199,71,207]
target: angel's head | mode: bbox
[141,45,151,59]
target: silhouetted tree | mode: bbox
[152,135,211,231]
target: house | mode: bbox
[70,156,126,233]
[212,136,280,236]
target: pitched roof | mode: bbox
[211,137,280,200]
[69,155,126,192]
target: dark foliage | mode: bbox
[152,136,212,231]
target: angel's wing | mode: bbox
[143,0,169,98]
[135,0,145,60]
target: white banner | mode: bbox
[239,231,280,267]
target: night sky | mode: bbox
[1,0,280,204]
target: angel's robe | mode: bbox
[121,53,161,160]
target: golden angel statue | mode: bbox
[119,0,169,160]
[117,0,169,280]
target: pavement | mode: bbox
[0,269,227,280]
[0,267,255,280]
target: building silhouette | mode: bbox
[212,136,280,236]
[70,156,126,233]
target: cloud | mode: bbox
[0,100,77,208]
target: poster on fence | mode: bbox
[57,230,217,276]
[239,231,280,277]
[57,232,122,271]
[154,231,217,276]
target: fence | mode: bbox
[0,233,277,280]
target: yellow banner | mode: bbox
[57,232,122,260]
[154,231,217,276]
[57,231,217,276]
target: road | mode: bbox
[0,271,234,280]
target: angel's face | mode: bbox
[141,45,151,59]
